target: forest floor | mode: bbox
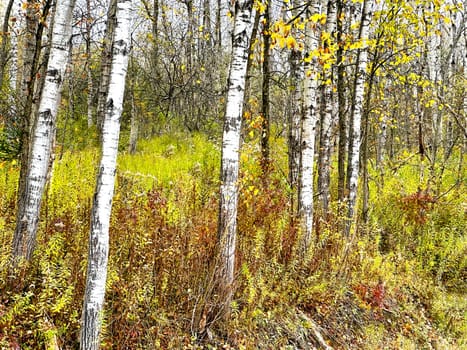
[0,133,466,349]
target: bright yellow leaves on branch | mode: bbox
[254,0,267,15]
[270,20,294,49]
[309,13,326,25]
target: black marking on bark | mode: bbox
[40,109,52,122]
[106,98,114,109]
[114,40,129,56]
[47,69,62,84]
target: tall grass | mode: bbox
[0,134,465,349]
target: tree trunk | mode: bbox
[336,0,347,203]
[218,0,255,315]
[12,0,76,263]
[317,0,337,214]
[261,1,271,173]
[215,0,221,49]
[299,0,322,252]
[288,53,302,215]
[376,113,387,166]
[202,0,212,48]
[242,10,260,114]
[80,0,132,348]
[345,0,373,236]
[0,0,15,89]
[96,0,117,134]
[128,60,138,154]
[286,0,303,217]
[14,0,42,224]
[85,0,93,127]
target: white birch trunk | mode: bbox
[80,0,132,348]
[299,0,322,252]
[11,0,75,261]
[128,78,138,154]
[86,0,93,128]
[376,113,388,166]
[9,0,19,91]
[287,0,304,216]
[218,0,255,309]
[345,0,373,235]
[425,3,441,172]
[318,0,337,214]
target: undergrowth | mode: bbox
[0,134,465,349]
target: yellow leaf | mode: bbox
[310,13,321,23]
[286,36,296,49]
[321,31,331,42]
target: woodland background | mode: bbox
[0,0,466,348]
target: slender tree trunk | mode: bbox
[299,0,322,252]
[345,0,373,236]
[11,0,76,263]
[260,1,271,173]
[128,60,138,154]
[286,0,304,218]
[376,113,387,166]
[288,50,303,216]
[128,94,138,153]
[216,0,221,49]
[152,0,159,56]
[202,0,212,48]
[96,0,117,134]
[0,0,15,89]
[317,0,337,214]
[14,0,41,217]
[424,3,440,185]
[217,0,255,315]
[336,0,347,203]
[86,0,93,127]
[80,0,132,348]
[243,10,259,111]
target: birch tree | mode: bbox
[0,0,15,89]
[336,0,347,203]
[80,0,132,347]
[299,0,322,252]
[345,0,373,235]
[317,0,337,214]
[11,0,75,263]
[287,0,303,216]
[96,0,117,132]
[218,0,255,313]
[85,0,94,128]
[260,0,271,172]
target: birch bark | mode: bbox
[80,0,132,348]
[261,1,271,172]
[85,0,94,127]
[12,0,75,262]
[299,0,322,252]
[218,0,255,312]
[336,0,346,203]
[14,0,41,233]
[317,0,337,214]
[96,0,117,133]
[287,0,303,216]
[345,0,373,235]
